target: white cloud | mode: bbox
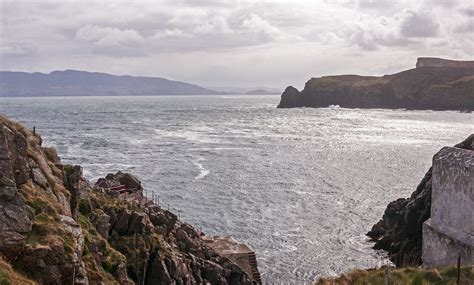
[241,13,285,41]
[75,25,144,47]
[152,29,192,39]
[1,0,473,87]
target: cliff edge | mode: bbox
[277,57,474,111]
[0,114,257,284]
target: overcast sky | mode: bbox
[1,0,473,89]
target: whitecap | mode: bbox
[191,157,210,180]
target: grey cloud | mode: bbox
[454,20,474,34]
[337,14,419,51]
[400,12,440,38]
[1,0,472,87]
[461,8,474,17]
[0,42,38,57]
[357,0,397,10]
[424,0,459,8]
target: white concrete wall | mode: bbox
[422,147,474,267]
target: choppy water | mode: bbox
[1,95,473,284]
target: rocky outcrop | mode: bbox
[0,114,257,284]
[367,134,474,266]
[277,57,474,111]
[416,57,474,68]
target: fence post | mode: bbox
[457,253,461,285]
[384,267,388,285]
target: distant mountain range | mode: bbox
[278,57,474,111]
[0,70,280,97]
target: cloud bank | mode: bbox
[1,0,472,88]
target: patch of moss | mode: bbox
[0,257,36,285]
[30,223,48,238]
[101,260,119,275]
[0,269,10,285]
[78,199,92,216]
[24,199,47,214]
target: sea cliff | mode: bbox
[0,114,258,284]
[277,58,474,111]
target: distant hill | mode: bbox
[244,89,280,95]
[205,86,281,94]
[0,70,221,97]
[278,57,474,111]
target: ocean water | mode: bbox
[1,95,473,284]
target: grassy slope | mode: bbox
[316,266,474,285]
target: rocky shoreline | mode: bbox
[367,134,474,266]
[0,114,260,284]
[277,57,474,111]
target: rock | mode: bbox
[64,165,82,218]
[117,171,142,191]
[59,214,88,285]
[0,123,33,259]
[94,213,111,239]
[113,209,132,235]
[42,147,61,164]
[125,212,149,235]
[277,86,302,108]
[146,253,173,284]
[31,168,49,189]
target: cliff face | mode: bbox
[277,58,474,111]
[0,114,255,284]
[416,57,474,68]
[367,134,474,266]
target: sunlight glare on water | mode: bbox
[1,95,473,283]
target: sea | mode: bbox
[1,95,472,284]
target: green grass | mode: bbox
[316,266,474,285]
[101,260,119,275]
[78,199,92,216]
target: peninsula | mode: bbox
[277,57,474,111]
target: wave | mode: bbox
[191,157,210,180]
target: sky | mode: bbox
[1,0,473,89]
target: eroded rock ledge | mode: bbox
[0,114,259,284]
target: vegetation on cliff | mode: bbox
[315,265,474,285]
[277,58,474,111]
[0,114,255,284]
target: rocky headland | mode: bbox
[367,134,474,266]
[0,114,259,284]
[277,57,474,111]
